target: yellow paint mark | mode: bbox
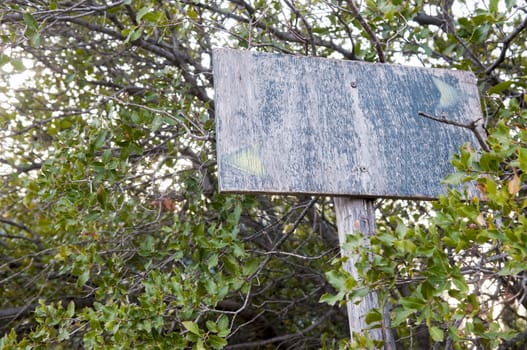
[432,77,461,108]
[225,143,265,176]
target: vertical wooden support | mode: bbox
[334,197,396,349]
[213,49,483,350]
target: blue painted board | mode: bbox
[213,49,482,199]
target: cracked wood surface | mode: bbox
[214,49,482,199]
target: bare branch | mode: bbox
[283,0,317,56]
[345,0,385,62]
[413,12,445,28]
[224,309,335,349]
[412,10,486,71]
[182,0,355,59]
[417,111,490,152]
[0,217,43,250]
[247,198,318,282]
[486,16,527,74]
[109,97,209,140]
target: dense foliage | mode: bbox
[1,0,527,349]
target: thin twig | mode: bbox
[486,16,527,74]
[253,249,331,260]
[283,0,317,56]
[183,0,355,58]
[228,310,265,338]
[0,217,43,250]
[109,97,209,140]
[418,111,475,129]
[412,10,486,71]
[417,111,490,152]
[224,308,335,349]
[345,0,385,62]
[248,198,318,281]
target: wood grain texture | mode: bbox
[334,198,388,345]
[213,49,482,199]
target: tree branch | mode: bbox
[182,0,355,59]
[413,12,446,28]
[248,198,318,277]
[486,16,527,74]
[283,0,317,56]
[0,217,43,250]
[417,111,490,152]
[345,0,385,62]
[224,309,335,349]
[0,295,95,328]
[412,10,486,71]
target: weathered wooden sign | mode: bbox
[213,49,482,199]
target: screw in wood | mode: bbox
[350,81,357,88]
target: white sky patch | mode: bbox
[0,54,36,175]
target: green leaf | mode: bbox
[204,277,217,295]
[139,235,155,256]
[519,148,527,173]
[30,32,42,47]
[218,315,229,330]
[66,301,75,317]
[392,308,415,326]
[488,81,513,94]
[0,53,9,66]
[94,130,108,149]
[492,120,512,146]
[325,270,347,291]
[223,255,240,275]
[182,321,201,336]
[349,287,370,303]
[206,320,218,333]
[142,11,161,23]
[479,152,501,171]
[187,8,198,20]
[242,257,260,276]
[452,273,468,293]
[136,6,152,22]
[207,253,218,270]
[319,291,345,306]
[399,297,426,310]
[499,260,527,276]
[430,326,444,342]
[23,13,38,31]
[208,335,228,349]
[151,115,163,132]
[442,172,466,185]
[489,0,499,14]
[10,58,25,72]
[365,309,382,325]
[78,269,90,287]
[506,0,517,11]
[130,28,142,42]
[472,24,490,43]
[394,239,416,253]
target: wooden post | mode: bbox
[335,197,396,349]
[212,49,483,349]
